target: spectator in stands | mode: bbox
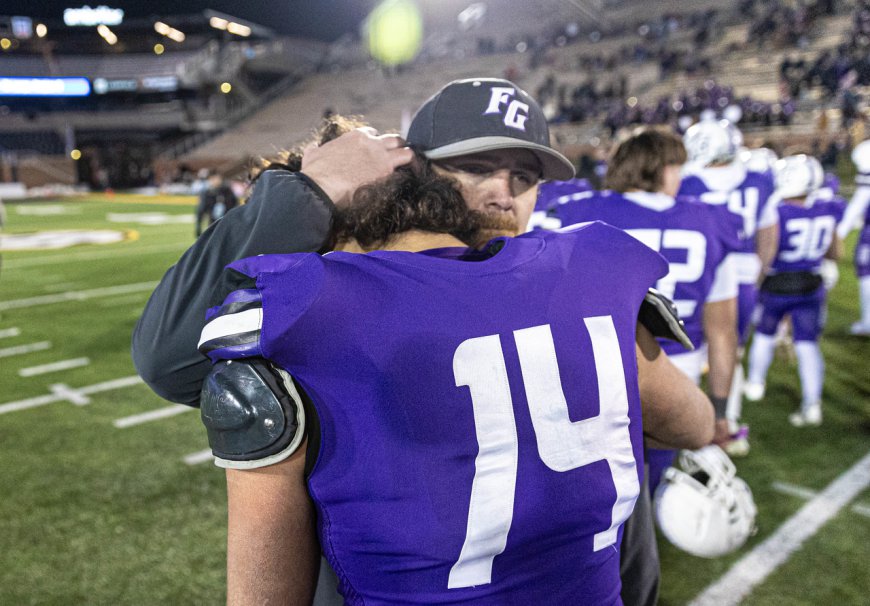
[195,172,239,237]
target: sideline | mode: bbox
[772,480,870,519]
[690,450,870,606]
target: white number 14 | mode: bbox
[448,317,638,589]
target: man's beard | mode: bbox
[471,213,520,247]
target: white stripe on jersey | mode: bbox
[198,307,262,349]
[707,253,739,303]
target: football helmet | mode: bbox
[683,119,742,166]
[740,147,778,174]
[851,139,870,174]
[653,445,757,558]
[774,154,824,200]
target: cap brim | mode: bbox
[421,136,575,181]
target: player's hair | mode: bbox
[604,127,687,193]
[249,114,370,181]
[333,155,486,250]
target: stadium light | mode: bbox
[208,14,252,37]
[97,24,118,45]
[70,149,82,160]
[154,21,185,43]
[0,38,11,51]
[36,23,47,38]
[154,43,165,55]
[220,82,232,94]
[226,22,251,37]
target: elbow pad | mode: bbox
[639,288,694,351]
[200,358,306,469]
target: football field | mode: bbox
[0,193,867,605]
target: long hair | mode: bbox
[604,127,687,193]
[249,114,369,182]
[333,156,486,250]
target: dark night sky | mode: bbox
[0,0,375,41]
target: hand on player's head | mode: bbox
[301,127,415,208]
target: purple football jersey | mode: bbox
[536,178,594,211]
[552,190,740,356]
[204,223,667,605]
[771,196,845,274]
[678,166,778,256]
[527,178,593,231]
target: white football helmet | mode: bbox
[684,119,742,166]
[774,154,824,200]
[654,445,757,558]
[851,139,870,174]
[740,147,778,174]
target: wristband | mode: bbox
[710,396,728,419]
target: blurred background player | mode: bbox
[194,171,239,237]
[745,154,844,426]
[541,127,740,466]
[678,118,780,451]
[538,127,741,604]
[838,139,870,335]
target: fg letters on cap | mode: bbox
[406,78,576,181]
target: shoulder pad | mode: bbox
[200,358,306,469]
[639,289,694,351]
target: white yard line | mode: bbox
[771,481,819,501]
[690,451,870,606]
[0,341,51,358]
[49,383,91,406]
[98,293,151,308]
[2,242,189,270]
[113,404,192,428]
[0,375,143,415]
[0,282,158,311]
[183,449,214,466]
[19,357,91,377]
[0,328,21,339]
[772,480,870,519]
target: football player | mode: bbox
[678,118,780,450]
[197,157,715,605]
[838,139,870,335]
[541,128,741,460]
[745,155,844,426]
[134,78,713,606]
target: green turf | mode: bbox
[0,193,867,604]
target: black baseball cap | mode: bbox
[407,78,575,181]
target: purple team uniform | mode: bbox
[545,189,741,357]
[756,196,845,342]
[202,223,667,605]
[544,188,739,494]
[527,178,592,231]
[679,166,778,341]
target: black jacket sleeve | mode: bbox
[132,170,335,406]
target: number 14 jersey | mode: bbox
[205,222,667,605]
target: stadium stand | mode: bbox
[0,0,864,189]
